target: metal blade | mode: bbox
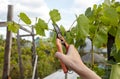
[53,23,62,35]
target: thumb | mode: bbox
[55,52,67,62]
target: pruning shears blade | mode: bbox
[53,24,62,36]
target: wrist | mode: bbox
[75,63,101,79]
[74,62,86,75]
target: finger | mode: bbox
[55,52,65,59]
[55,52,69,64]
[67,45,75,54]
[56,38,63,53]
[55,52,68,73]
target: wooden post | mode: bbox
[31,26,38,79]
[32,55,38,79]
[32,26,36,61]
[0,22,7,27]
[17,30,24,79]
[2,5,13,79]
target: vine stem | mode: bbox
[91,40,94,69]
[47,19,51,25]
[48,28,55,32]
[68,19,76,31]
[18,18,20,24]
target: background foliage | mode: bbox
[0,36,60,79]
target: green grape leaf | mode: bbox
[65,32,74,44]
[77,77,81,79]
[35,18,48,36]
[104,0,111,6]
[111,45,120,63]
[100,16,110,25]
[37,18,48,29]
[100,7,118,26]
[111,0,115,3]
[110,64,120,79]
[75,38,85,48]
[18,12,31,25]
[93,4,97,10]
[116,6,120,13]
[98,5,102,12]
[49,9,61,23]
[76,14,89,39]
[36,27,45,36]
[7,21,20,33]
[93,26,110,48]
[108,26,117,37]
[60,25,65,36]
[70,27,77,37]
[89,24,97,39]
[85,7,93,18]
[115,27,120,51]
[51,32,56,45]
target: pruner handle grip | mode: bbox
[57,42,69,73]
[59,60,68,73]
[58,50,68,73]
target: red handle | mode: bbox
[64,42,69,54]
[56,38,69,73]
[58,47,68,73]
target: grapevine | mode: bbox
[5,0,120,78]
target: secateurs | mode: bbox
[53,23,69,73]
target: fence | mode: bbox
[0,5,37,79]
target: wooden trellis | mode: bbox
[0,5,38,79]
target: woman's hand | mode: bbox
[55,39,101,79]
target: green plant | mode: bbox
[2,0,120,78]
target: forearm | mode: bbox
[73,63,101,79]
